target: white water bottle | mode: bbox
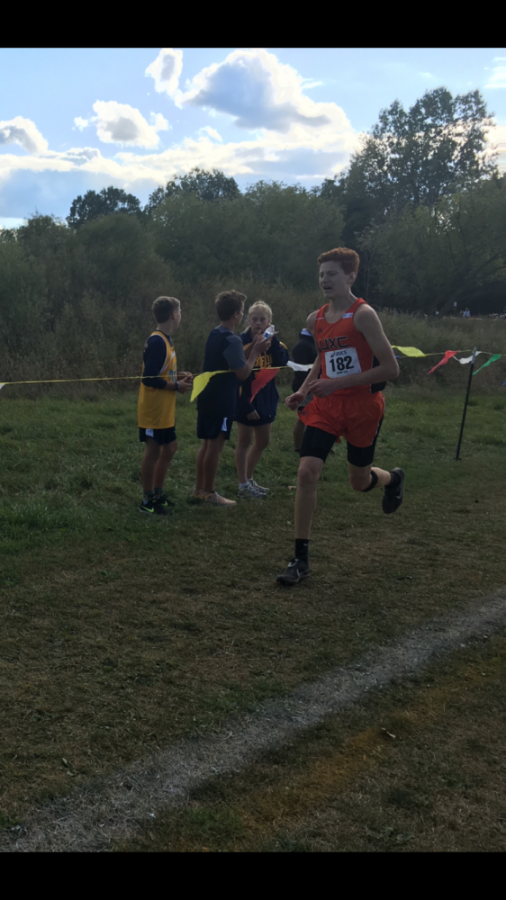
[264,324,276,339]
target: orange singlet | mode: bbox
[299,298,385,448]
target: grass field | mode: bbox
[1,375,506,850]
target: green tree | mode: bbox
[144,167,240,214]
[358,174,506,314]
[67,186,141,228]
[331,88,497,244]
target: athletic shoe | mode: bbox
[382,467,405,514]
[139,500,169,516]
[200,491,236,507]
[248,478,268,493]
[276,558,311,585]
[154,493,175,509]
[238,481,266,500]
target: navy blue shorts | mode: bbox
[197,413,233,441]
[139,426,177,446]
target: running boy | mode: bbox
[138,296,193,514]
[277,248,404,585]
[194,290,271,507]
[235,300,289,499]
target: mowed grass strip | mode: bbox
[118,629,506,853]
[0,384,505,826]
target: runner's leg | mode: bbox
[295,456,324,539]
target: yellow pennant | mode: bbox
[190,370,228,402]
[391,345,429,358]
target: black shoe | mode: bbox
[154,493,175,510]
[276,558,311,585]
[139,500,169,516]
[382,468,405,514]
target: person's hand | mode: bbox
[252,333,272,354]
[307,378,337,398]
[176,376,193,394]
[285,391,304,410]
[247,410,261,421]
[178,370,193,382]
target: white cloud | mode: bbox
[485,64,506,89]
[179,48,337,134]
[419,72,434,79]
[0,52,362,214]
[0,116,48,153]
[150,112,169,132]
[145,48,183,98]
[198,126,223,142]
[487,123,506,171]
[91,101,168,149]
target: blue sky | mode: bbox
[1,47,505,228]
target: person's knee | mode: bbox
[298,459,321,487]
[255,435,270,451]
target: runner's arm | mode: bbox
[285,356,321,409]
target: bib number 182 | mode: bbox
[325,347,361,378]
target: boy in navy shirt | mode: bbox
[194,290,271,507]
[234,301,289,498]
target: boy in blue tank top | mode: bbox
[194,290,271,507]
[138,296,193,514]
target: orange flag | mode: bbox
[426,351,460,375]
[250,368,280,400]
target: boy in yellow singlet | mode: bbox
[138,297,193,514]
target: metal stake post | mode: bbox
[455,346,477,461]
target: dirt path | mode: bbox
[3,589,506,852]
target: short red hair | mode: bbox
[317,248,360,275]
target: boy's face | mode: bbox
[230,306,244,330]
[249,310,270,336]
[172,305,181,329]
[319,261,356,300]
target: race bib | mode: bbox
[324,347,362,378]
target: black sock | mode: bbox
[388,470,401,490]
[295,539,309,562]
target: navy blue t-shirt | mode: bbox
[142,333,173,390]
[197,326,246,419]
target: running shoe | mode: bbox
[139,500,169,516]
[154,493,175,509]
[248,478,268,493]
[382,468,405,514]
[276,558,311,585]
[238,481,266,499]
[200,491,236,507]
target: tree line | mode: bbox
[1,87,505,380]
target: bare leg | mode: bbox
[347,462,392,491]
[246,423,272,480]
[195,440,207,492]
[153,440,178,490]
[293,418,305,451]
[198,434,227,493]
[141,438,162,492]
[294,456,324,539]
[235,424,253,484]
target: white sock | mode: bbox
[239,481,249,488]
